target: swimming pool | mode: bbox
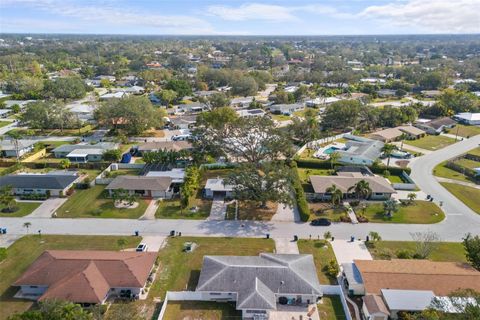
[323,146,340,155]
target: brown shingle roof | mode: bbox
[369,128,403,141]
[138,141,192,152]
[14,250,157,304]
[106,175,172,192]
[354,259,480,295]
[426,117,457,130]
[398,125,425,136]
[363,294,389,315]
[309,176,396,194]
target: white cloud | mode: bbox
[361,0,480,33]
[0,0,215,34]
[207,3,298,22]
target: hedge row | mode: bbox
[446,161,479,180]
[295,158,411,175]
[290,162,310,222]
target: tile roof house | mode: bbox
[0,173,80,197]
[106,175,173,199]
[369,126,426,142]
[13,250,157,304]
[196,253,322,319]
[348,259,480,296]
[309,175,396,200]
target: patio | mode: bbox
[269,303,320,320]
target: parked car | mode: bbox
[172,134,191,141]
[310,218,331,226]
[136,243,148,252]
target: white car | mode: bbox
[172,134,191,141]
[136,243,148,252]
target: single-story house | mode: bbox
[268,103,304,115]
[344,259,480,296]
[137,141,193,155]
[196,253,322,319]
[236,109,266,118]
[421,90,442,98]
[204,178,234,199]
[337,135,384,166]
[99,91,128,100]
[52,142,118,162]
[0,172,80,196]
[177,102,208,114]
[145,168,185,184]
[122,86,145,95]
[309,175,396,201]
[362,294,390,320]
[13,250,156,304]
[170,115,197,129]
[106,175,174,199]
[0,139,36,158]
[230,96,254,109]
[67,103,95,122]
[414,117,457,135]
[305,97,341,107]
[454,112,480,126]
[369,126,426,142]
[377,89,397,97]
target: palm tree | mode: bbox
[407,193,417,205]
[348,180,372,200]
[381,143,396,169]
[329,151,341,170]
[6,131,23,163]
[326,184,343,207]
[383,199,399,218]
[23,222,31,234]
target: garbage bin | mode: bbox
[331,237,334,241]
[170,230,175,237]
[366,235,370,242]
[266,234,270,239]
[134,230,139,237]
[351,236,355,242]
[293,235,298,241]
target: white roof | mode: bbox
[455,112,480,121]
[205,178,234,192]
[382,289,435,311]
[67,148,104,157]
[146,168,185,183]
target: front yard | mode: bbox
[404,135,456,151]
[308,202,349,222]
[358,200,444,224]
[0,201,41,217]
[440,182,480,214]
[0,235,140,320]
[155,198,211,219]
[297,240,339,285]
[56,185,149,219]
[236,201,278,220]
[448,124,480,138]
[367,241,466,262]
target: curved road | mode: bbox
[1,136,479,242]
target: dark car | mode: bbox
[310,218,331,226]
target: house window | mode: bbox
[30,286,38,288]
[209,292,222,296]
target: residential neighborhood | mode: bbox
[1,3,480,320]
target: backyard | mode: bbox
[404,135,456,151]
[358,200,444,224]
[367,241,466,262]
[155,198,211,219]
[0,235,140,320]
[0,201,41,217]
[440,182,480,214]
[297,167,333,183]
[163,301,241,320]
[317,295,348,320]
[297,240,339,285]
[56,185,149,219]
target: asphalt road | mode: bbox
[1,135,479,242]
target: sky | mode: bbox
[0,0,479,35]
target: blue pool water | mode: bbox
[324,147,339,155]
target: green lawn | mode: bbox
[367,241,466,262]
[455,158,480,170]
[448,124,480,138]
[467,148,480,157]
[0,235,140,320]
[433,161,475,183]
[163,301,241,320]
[318,295,347,320]
[297,168,333,183]
[297,240,338,285]
[386,174,404,183]
[40,140,71,148]
[308,203,349,222]
[0,201,41,217]
[404,135,456,151]
[271,114,291,121]
[360,200,444,224]
[0,120,11,128]
[155,198,211,219]
[441,182,480,214]
[150,237,275,299]
[56,185,149,218]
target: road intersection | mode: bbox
[1,135,479,243]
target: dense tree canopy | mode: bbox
[20,101,81,130]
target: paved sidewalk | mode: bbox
[330,239,372,265]
[139,200,159,220]
[26,198,68,218]
[274,238,299,254]
[343,202,358,224]
[0,234,22,248]
[208,196,226,220]
[435,177,480,189]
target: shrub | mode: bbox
[290,163,310,222]
[19,193,48,200]
[324,259,340,278]
[396,249,413,259]
[295,159,332,169]
[349,200,360,207]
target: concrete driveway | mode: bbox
[330,240,372,265]
[25,198,68,218]
[274,238,299,254]
[141,236,166,252]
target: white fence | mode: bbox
[391,170,417,191]
[95,163,145,185]
[296,131,352,156]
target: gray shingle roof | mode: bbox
[196,253,322,311]
[0,174,79,190]
[106,176,172,192]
